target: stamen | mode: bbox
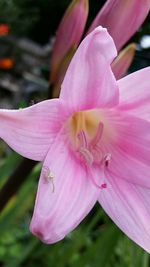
[80,147,94,165]
[89,173,107,189]
[90,122,104,147]
[77,130,88,148]
[88,123,104,164]
[103,153,112,167]
[42,166,55,192]
[89,144,103,164]
[101,183,107,189]
[87,152,112,189]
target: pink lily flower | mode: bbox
[50,0,89,84]
[88,0,150,51]
[0,27,150,252]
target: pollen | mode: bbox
[42,166,55,192]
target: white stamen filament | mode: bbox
[77,130,88,148]
[90,122,104,147]
[80,147,94,165]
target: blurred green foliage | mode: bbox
[0,0,105,43]
[0,0,68,42]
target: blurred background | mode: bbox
[0,0,150,266]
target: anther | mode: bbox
[103,153,112,167]
[100,183,107,189]
[43,166,55,192]
[89,173,107,190]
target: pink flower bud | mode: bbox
[112,43,136,80]
[50,0,89,84]
[88,0,150,51]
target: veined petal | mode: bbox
[111,43,136,80]
[88,0,150,51]
[60,26,119,111]
[0,99,69,161]
[99,110,150,188]
[118,67,150,122]
[30,133,99,244]
[98,176,150,253]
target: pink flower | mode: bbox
[0,27,150,252]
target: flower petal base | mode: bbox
[68,109,114,190]
[69,110,107,165]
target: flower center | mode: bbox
[68,109,113,189]
[69,109,107,165]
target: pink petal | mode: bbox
[88,0,150,51]
[98,176,150,253]
[118,67,150,121]
[30,133,99,244]
[0,99,69,161]
[60,26,119,111]
[111,43,136,80]
[50,0,89,84]
[102,109,150,188]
